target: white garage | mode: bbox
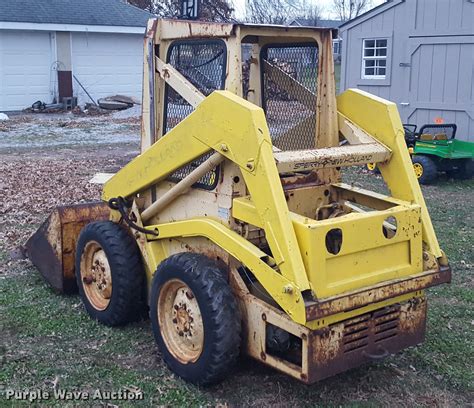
[0,30,54,111]
[0,0,152,112]
[71,32,144,105]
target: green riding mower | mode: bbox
[368,124,473,185]
[410,124,473,184]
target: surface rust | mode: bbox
[146,19,158,39]
[25,202,109,294]
[280,171,327,190]
[304,299,426,383]
[305,266,451,321]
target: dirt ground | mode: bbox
[0,111,472,407]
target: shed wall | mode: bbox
[341,0,474,141]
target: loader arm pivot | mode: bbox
[337,89,443,258]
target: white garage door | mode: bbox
[0,30,53,111]
[72,32,143,105]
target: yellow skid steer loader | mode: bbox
[26,19,451,385]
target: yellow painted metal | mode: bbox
[104,90,311,320]
[337,89,442,259]
[104,89,441,321]
[233,195,424,298]
[292,205,423,298]
[305,291,424,330]
[144,218,307,323]
[101,38,445,328]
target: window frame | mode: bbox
[356,33,392,86]
[361,38,388,79]
[162,38,227,135]
[333,39,341,55]
[259,42,320,151]
[162,38,228,191]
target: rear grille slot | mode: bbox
[342,305,401,353]
[374,305,400,343]
[343,314,370,353]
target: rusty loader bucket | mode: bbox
[25,202,109,293]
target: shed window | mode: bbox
[362,38,387,79]
[333,40,341,55]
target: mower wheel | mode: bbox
[412,155,437,184]
[76,221,146,326]
[150,252,241,385]
[366,162,380,173]
[453,159,473,180]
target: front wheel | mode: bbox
[75,221,146,326]
[150,253,241,385]
[412,155,438,184]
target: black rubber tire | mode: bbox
[453,159,473,180]
[75,221,146,326]
[412,155,438,184]
[150,252,241,386]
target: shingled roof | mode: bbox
[0,0,153,27]
[290,18,342,29]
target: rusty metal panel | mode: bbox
[25,202,109,293]
[232,269,429,384]
[305,266,451,321]
[305,298,427,383]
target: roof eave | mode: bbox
[339,0,405,31]
[0,21,146,34]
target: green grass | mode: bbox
[1,169,473,407]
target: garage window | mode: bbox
[362,38,388,79]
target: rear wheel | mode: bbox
[451,159,473,180]
[75,221,146,326]
[150,252,241,385]
[412,155,437,184]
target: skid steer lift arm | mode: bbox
[103,91,311,323]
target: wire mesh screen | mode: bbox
[261,44,319,151]
[164,40,226,189]
[241,44,252,98]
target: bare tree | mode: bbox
[126,0,177,15]
[331,0,373,21]
[200,0,234,22]
[245,0,321,25]
[245,0,288,25]
[126,0,234,22]
[126,0,156,13]
[301,3,322,26]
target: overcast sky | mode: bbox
[232,0,385,20]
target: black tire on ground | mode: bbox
[453,159,473,180]
[150,252,241,386]
[412,155,438,184]
[75,221,146,326]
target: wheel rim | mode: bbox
[80,241,112,311]
[158,279,204,364]
[367,163,376,171]
[413,162,424,178]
